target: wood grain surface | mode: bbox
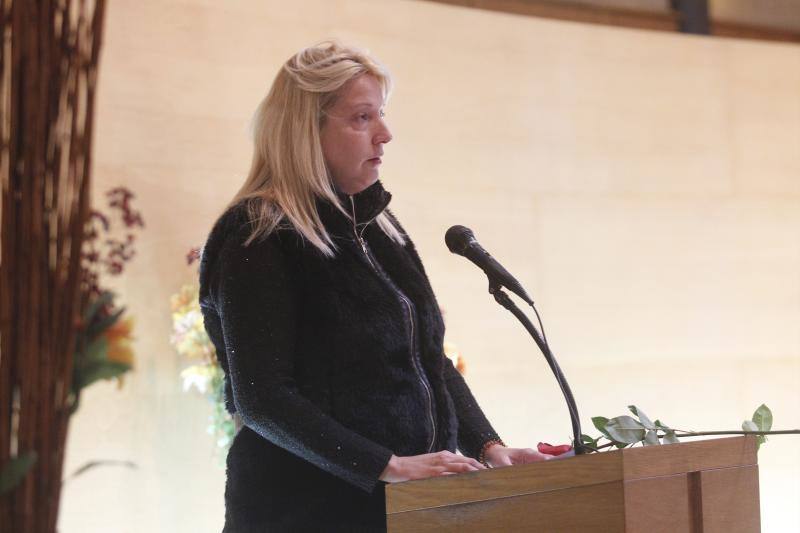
[387,480,625,532]
[387,437,760,532]
[622,435,758,480]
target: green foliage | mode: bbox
[644,430,660,446]
[662,431,680,444]
[71,290,134,415]
[605,415,646,444]
[752,404,773,431]
[580,433,601,451]
[76,360,131,392]
[72,336,131,392]
[83,291,125,339]
[591,416,611,438]
[0,452,37,495]
[586,404,776,452]
[743,404,773,450]
[209,364,236,462]
[628,405,655,429]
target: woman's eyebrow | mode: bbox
[348,102,379,111]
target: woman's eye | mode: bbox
[353,110,385,124]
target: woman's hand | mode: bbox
[484,443,554,467]
[379,451,486,483]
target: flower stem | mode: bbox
[590,429,799,451]
[673,430,800,437]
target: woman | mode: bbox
[199,41,552,532]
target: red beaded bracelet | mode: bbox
[478,438,507,467]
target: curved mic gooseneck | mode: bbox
[445,225,586,455]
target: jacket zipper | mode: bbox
[349,196,437,453]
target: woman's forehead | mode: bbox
[336,76,384,106]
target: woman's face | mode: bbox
[320,74,392,195]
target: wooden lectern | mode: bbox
[386,436,759,532]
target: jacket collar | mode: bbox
[318,180,392,236]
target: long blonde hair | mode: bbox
[226,41,405,256]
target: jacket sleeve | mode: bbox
[210,229,394,493]
[442,349,504,459]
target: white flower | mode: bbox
[180,365,212,394]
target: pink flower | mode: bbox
[537,442,573,456]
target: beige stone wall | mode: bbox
[59,1,800,531]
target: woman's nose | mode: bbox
[375,121,392,144]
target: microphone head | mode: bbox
[445,225,475,256]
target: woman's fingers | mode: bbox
[434,450,484,470]
[468,458,485,469]
[393,446,564,481]
[387,451,489,481]
[435,459,483,476]
[523,449,552,463]
[446,462,479,472]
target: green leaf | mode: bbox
[743,414,769,451]
[662,431,680,444]
[752,404,773,432]
[605,416,646,444]
[644,430,660,446]
[86,306,125,339]
[82,336,109,365]
[75,360,131,391]
[628,405,655,429]
[579,434,600,451]
[580,434,601,451]
[0,452,37,495]
[83,291,115,322]
[654,419,672,430]
[592,416,611,438]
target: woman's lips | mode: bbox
[368,157,382,164]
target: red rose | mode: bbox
[537,442,573,456]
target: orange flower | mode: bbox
[105,315,135,367]
[444,341,467,375]
[456,355,466,375]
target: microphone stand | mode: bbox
[488,280,586,455]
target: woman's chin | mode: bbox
[337,175,379,195]
[357,173,380,188]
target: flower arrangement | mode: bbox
[70,187,143,414]
[170,248,235,461]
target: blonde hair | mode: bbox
[225,41,405,256]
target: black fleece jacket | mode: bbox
[198,180,501,529]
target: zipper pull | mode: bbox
[349,196,358,234]
[350,194,377,271]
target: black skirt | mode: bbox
[223,427,388,532]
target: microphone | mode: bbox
[446,224,586,454]
[445,225,534,306]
